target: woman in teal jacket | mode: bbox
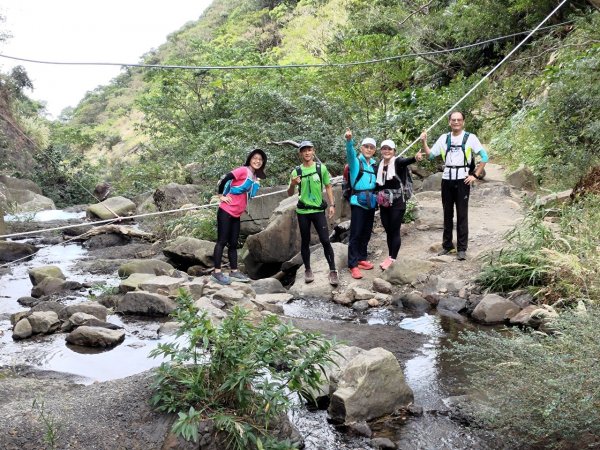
[345,128,377,279]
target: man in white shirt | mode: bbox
[420,111,489,260]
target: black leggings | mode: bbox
[380,206,406,259]
[297,212,336,271]
[213,208,240,270]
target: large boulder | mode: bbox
[31,277,71,298]
[28,265,66,286]
[240,186,289,235]
[7,189,56,212]
[87,196,137,220]
[117,291,177,316]
[0,175,42,194]
[117,259,175,277]
[506,164,537,191]
[163,236,216,268]
[328,347,414,424]
[245,196,301,264]
[59,303,109,321]
[66,326,125,348]
[27,311,61,334]
[152,183,203,211]
[471,294,520,324]
[0,241,37,263]
[383,256,436,285]
[289,243,348,300]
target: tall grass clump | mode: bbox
[477,194,600,305]
[149,291,337,449]
[446,307,600,449]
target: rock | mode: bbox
[383,256,436,285]
[163,236,217,269]
[59,303,109,321]
[158,321,181,336]
[352,300,370,312]
[507,289,533,308]
[151,183,204,212]
[240,186,289,235]
[117,259,175,277]
[289,243,348,300]
[83,233,130,249]
[509,304,558,329]
[250,278,286,295]
[329,348,414,424]
[351,287,376,301]
[372,278,392,294]
[0,241,37,263]
[7,188,56,212]
[180,278,210,299]
[66,326,125,348]
[117,291,177,316]
[31,277,70,298]
[437,296,467,313]
[371,437,397,449]
[333,292,354,306]
[0,175,42,194]
[119,273,156,293]
[535,190,573,209]
[93,181,111,201]
[61,312,122,332]
[17,296,40,307]
[87,196,137,220]
[420,172,443,192]
[27,311,60,334]
[251,293,293,314]
[367,298,380,307]
[28,266,66,286]
[400,292,432,312]
[12,318,33,340]
[506,164,537,191]
[471,294,520,324]
[139,275,185,296]
[193,298,228,324]
[347,421,372,437]
[212,287,245,303]
[31,301,64,315]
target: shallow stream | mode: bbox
[0,211,497,449]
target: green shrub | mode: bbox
[164,209,219,241]
[446,307,600,449]
[149,291,337,449]
[477,194,600,305]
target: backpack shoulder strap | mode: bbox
[461,132,471,165]
[295,166,302,194]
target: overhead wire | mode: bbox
[0,21,572,71]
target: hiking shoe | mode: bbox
[305,269,315,283]
[328,270,339,286]
[437,248,455,256]
[211,272,231,286]
[229,271,250,282]
[358,260,374,270]
[379,256,395,270]
[349,267,363,279]
[457,251,467,261]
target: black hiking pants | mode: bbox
[348,205,376,268]
[213,208,240,270]
[380,205,406,259]
[297,212,336,271]
[441,179,470,252]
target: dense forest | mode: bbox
[1,1,600,447]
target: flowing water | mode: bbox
[0,211,497,449]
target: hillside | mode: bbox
[31,0,593,201]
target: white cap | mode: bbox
[380,139,396,150]
[361,137,376,147]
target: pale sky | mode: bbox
[0,0,212,118]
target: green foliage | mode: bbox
[446,307,600,449]
[32,145,101,207]
[477,194,600,305]
[149,291,337,449]
[32,399,61,450]
[164,209,218,241]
